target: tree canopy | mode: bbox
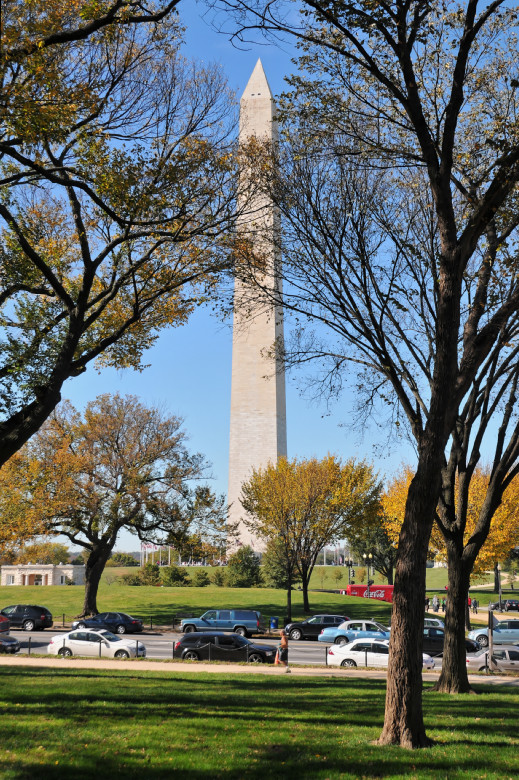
[241,455,380,616]
[0,393,227,615]
[0,1,240,466]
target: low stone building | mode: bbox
[0,563,85,587]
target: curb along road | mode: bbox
[1,655,519,686]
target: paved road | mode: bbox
[10,629,333,665]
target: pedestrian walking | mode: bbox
[425,596,430,611]
[432,595,439,613]
[472,598,478,614]
[275,629,290,672]
[441,597,446,612]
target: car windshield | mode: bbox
[99,630,121,642]
[372,623,388,632]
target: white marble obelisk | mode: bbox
[228,60,287,552]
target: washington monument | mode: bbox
[227,60,287,551]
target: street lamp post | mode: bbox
[363,552,373,599]
[498,563,502,611]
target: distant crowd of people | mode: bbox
[424,594,478,613]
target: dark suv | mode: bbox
[175,632,277,663]
[0,605,53,631]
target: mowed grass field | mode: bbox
[0,583,397,627]
[0,562,498,627]
[0,666,518,779]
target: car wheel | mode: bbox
[115,624,126,635]
[183,650,199,661]
[114,649,129,659]
[183,625,196,634]
[478,666,489,672]
[58,648,73,657]
[334,636,348,646]
[341,659,356,667]
[476,634,489,647]
[76,622,86,629]
[289,629,302,641]
[248,653,264,663]
[234,626,248,637]
[22,620,35,631]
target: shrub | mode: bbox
[192,570,210,587]
[211,568,226,587]
[161,565,191,587]
[120,573,142,586]
[139,562,161,585]
[106,552,139,567]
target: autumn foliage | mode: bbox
[382,466,519,577]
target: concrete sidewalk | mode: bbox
[1,654,519,686]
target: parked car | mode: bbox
[175,631,276,663]
[0,635,20,654]
[466,644,519,672]
[422,627,480,656]
[0,605,53,631]
[180,610,266,637]
[488,599,519,612]
[424,618,445,629]
[47,629,146,658]
[467,618,519,647]
[0,615,10,635]
[71,612,143,634]
[284,615,350,641]
[318,620,390,645]
[327,638,435,670]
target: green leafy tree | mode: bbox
[261,538,301,590]
[347,526,396,586]
[225,546,262,588]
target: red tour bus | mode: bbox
[344,584,394,602]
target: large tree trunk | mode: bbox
[432,542,472,693]
[81,544,113,616]
[378,470,437,748]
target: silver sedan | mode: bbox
[466,644,519,672]
[47,629,146,659]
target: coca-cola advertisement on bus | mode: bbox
[345,584,394,602]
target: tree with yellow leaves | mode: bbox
[0,1,242,467]
[383,466,519,576]
[241,455,381,618]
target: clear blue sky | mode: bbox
[63,2,415,552]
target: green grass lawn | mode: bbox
[0,666,518,779]
[0,563,502,629]
[0,583,396,627]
